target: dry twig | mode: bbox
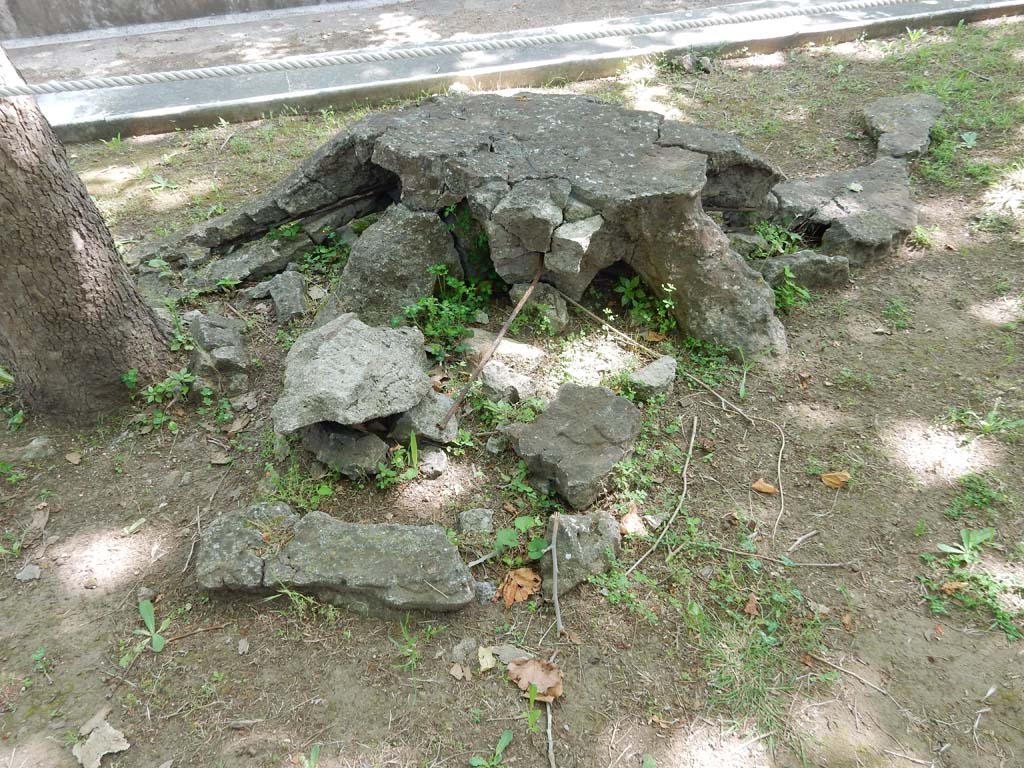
[626,415,698,576]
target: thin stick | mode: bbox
[553,287,754,425]
[882,751,933,767]
[765,418,787,539]
[466,551,496,568]
[551,512,563,636]
[166,622,230,645]
[438,266,543,429]
[626,415,698,576]
[546,702,557,768]
[787,530,818,553]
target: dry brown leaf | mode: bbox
[619,507,648,537]
[225,414,250,434]
[494,568,541,609]
[752,479,777,495]
[507,658,564,702]
[642,330,667,342]
[743,594,759,615]
[940,581,969,596]
[841,613,854,632]
[821,471,851,490]
[64,452,82,465]
[449,663,472,682]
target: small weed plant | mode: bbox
[401,265,493,361]
[945,474,1007,520]
[120,600,171,667]
[469,730,513,768]
[376,432,420,490]
[773,267,811,313]
[750,221,804,259]
[613,276,678,334]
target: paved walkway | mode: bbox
[7,0,715,82]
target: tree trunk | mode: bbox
[0,47,170,423]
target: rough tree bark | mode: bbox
[0,46,170,423]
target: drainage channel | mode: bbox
[15,0,1024,142]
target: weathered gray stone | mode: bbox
[15,564,41,581]
[328,204,461,326]
[862,94,944,159]
[458,508,495,535]
[485,433,510,455]
[268,270,307,324]
[728,231,769,259]
[546,215,605,286]
[0,436,56,463]
[160,94,788,357]
[657,122,783,210]
[510,383,642,509]
[272,314,431,434]
[772,158,917,265]
[418,446,449,479]
[509,283,570,334]
[760,250,850,290]
[301,422,387,479]
[480,360,536,403]
[626,356,677,401]
[198,504,475,613]
[390,389,458,445]
[186,313,249,393]
[539,512,621,596]
[474,580,497,605]
[190,237,308,290]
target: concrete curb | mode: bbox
[38,0,1024,142]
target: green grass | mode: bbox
[945,473,1008,520]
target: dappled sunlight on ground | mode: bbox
[0,733,76,768]
[389,461,480,520]
[371,13,441,47]
[880,420,1003,484]
[968,295,1024,326]
[983,159,1024,219]
[725,51,787,71]
[556,332,639,387]
[656,722,772,767]
[54,528,170,596]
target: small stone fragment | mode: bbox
[541,512,621,596]
[301,422,388,479]
[418,446,449,479]
[390,389,458,445]
[626,356,677,401]
[15,564,41,581]
[759,251,850,290]
[458,508,495,535]
[862,93,944,159]
[1,436,56,463]
[480,360,536,403]
[272,314,431,434]
[511,383,641,509]
[474,581,497,605]
[268,270,307,324]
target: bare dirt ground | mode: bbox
[2,18,1023,768]
[6,0,715,82]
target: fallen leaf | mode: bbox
[64,452,82,465]
[560,627,583,645]
[478,646,497,672]
[940,580,969,596]
[841,613,854,632]
[487,644,534,664]
[619,507,648,537]
[72,720,130,768]
[225,414,250,434]
[752,479,777,495]
[642,330,667,342]
[743,594,759,615]
[820,471,851,490]
[495,568,542,609]
[449,663,472,681]
[507,658,564,702]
